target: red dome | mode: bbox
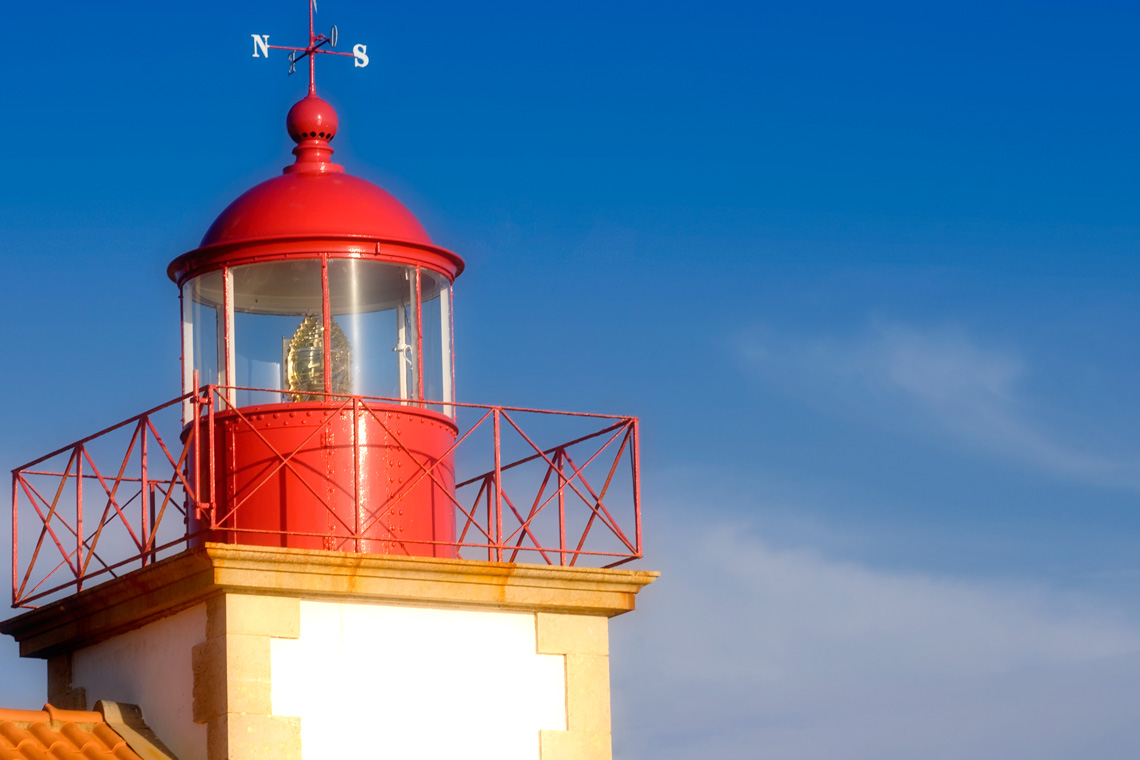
[199,171,432,248]
[169,94,463,284]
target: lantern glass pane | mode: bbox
[183,271,224,388]
[420,277,453,416]
[327,259,419,400]
[230,260,323,406]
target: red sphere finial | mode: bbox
[285,94,343,174]
[287,93,338,141]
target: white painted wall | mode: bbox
[72,604,207,760]
[272,602,566,760]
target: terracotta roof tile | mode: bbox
[0,706,142,760]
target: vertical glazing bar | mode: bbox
[321,256,332,396]
[215,280,225,393]
[493,409,502,562]
[440,286,453,417]
[631,418,642,557]
[75,446,83,591]
[180,287,192,424]
[396,303,409,402]
[415,267,424,405]
[140,420,149,567]
[222,267,236,408]
[449,285,456,413]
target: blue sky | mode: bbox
[4,1,1140,757]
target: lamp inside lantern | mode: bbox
[284,314,353,401]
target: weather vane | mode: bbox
[251,0,369,94]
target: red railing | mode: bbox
[10,387,642,608]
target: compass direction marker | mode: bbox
[252,0,367,93]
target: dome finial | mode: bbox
[285,93,343,174]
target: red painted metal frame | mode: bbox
[449,285,457,408]
[169,237,464,287]
[10,388,643,609]
[320,256,332,395]
[415,266,424,404]
[221,266,233,405]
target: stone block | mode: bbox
[208,713,300,760]
[535,613,609,656]
[540,728,612,760]
[206,594,300,640]
[192,635,272,723]
[565,654,611,733]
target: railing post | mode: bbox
[631,417,641,558]
[354,397,362,553]
[140,418,149,567]
[75,446,83,592]
[150,482,158,564]
[11,472,18,606]
[557,448,566,566]
[493,408,502,562]
[207,385,217,530]
[485,476,493,562]
[189,370,200,542]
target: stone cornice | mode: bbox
[1,544,658,658]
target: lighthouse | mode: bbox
[1,5,655,760]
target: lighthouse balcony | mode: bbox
[9,387,643,609]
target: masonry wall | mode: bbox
[70,604,208,760]
[2,546,651,760]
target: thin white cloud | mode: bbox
[612,516,1140,760]
[736,321,1130,488]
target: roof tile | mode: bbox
[87,726,126,755]
[0,706,143,760]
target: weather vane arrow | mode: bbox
[251,0,368,94]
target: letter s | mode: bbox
[353,44,369,68]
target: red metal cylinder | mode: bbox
[188,401,457,557]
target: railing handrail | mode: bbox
[208,384,636,420]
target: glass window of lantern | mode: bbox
[183,270,225,392]
[229,261,324,406]
[327,259,421,401]
[419,270,454,417]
